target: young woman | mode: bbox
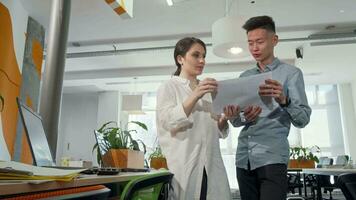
[156,37,232,200]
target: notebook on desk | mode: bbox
[93,130,149,173]
[16,98,84,170]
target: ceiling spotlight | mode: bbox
[228,47,243,55]
[166,0,173,6]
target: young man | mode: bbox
[225,16,312,200]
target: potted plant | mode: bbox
[93,121,148,169]
[149,145,168,170]
[289,145,320,168]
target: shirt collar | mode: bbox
[172,75,190,85]
[255,57,280,72]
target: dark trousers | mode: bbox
[200,167,207,200]
[236,163,287,200]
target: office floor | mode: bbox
[231,189,346,200]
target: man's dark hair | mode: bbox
[242,15,275,33]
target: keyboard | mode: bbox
[80,167,119,175]
[80,167,150,175]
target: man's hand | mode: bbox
[244,105,262,122]
[259,79,287,105]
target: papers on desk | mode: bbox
[212,72,279,117]
[0,115,11,161]
[0,161,85,181]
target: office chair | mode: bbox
[336,173,356,200]
[287,172,303,195]
[120,171,174,200]
[305,157,334,199]
[317,158,336,200]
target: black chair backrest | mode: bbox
[337,173,356,200]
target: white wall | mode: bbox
[296,44,356,159]
[57,91,124,165]
[57,93,99,164]
[97,91,120,127]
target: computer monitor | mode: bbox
[17,98,55,167]
[93,130,111,167]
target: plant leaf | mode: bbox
[98,121,116,132]
[136,139,147,154]
[129,121,148,131]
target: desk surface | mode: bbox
[287,168,303,172]
[0,172,150,196]
[302,168,356,176]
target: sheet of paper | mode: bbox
[212,72,278,117]
[0,161,85,179]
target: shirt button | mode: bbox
[248,150,252,153]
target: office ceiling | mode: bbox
[20,0,356,93]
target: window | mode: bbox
[289,84,345,157]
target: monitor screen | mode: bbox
[93,130,109,156]
[17,99,54,167]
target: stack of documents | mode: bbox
[0,161,85,181]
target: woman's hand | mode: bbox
[192,78,218,100]
[223,105,240,120]
[183,78,217,117]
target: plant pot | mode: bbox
[288,159,315,169]
[150,157,168,170]
[102,149,144,169]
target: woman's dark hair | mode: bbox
[173,37,206,76]
[242,15,275,33]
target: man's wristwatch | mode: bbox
[280,97,291,107]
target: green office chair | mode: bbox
[120,171,174,200]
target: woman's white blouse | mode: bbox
[156,76,231,200]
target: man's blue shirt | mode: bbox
[232,58,312,170]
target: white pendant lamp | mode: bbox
[212,15,249,59]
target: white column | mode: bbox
[338,83,356,159]
[39,0,71,159]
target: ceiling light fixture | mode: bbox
[212,0,249,59]
[105,0,134,19]
[166,0,173,6]
[121,77,145,115]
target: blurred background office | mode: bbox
[1,0,356,194]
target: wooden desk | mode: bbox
[302,168,356,200]
[288,168,306,197]
[302,168,356,176]
[0,172,149,197]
